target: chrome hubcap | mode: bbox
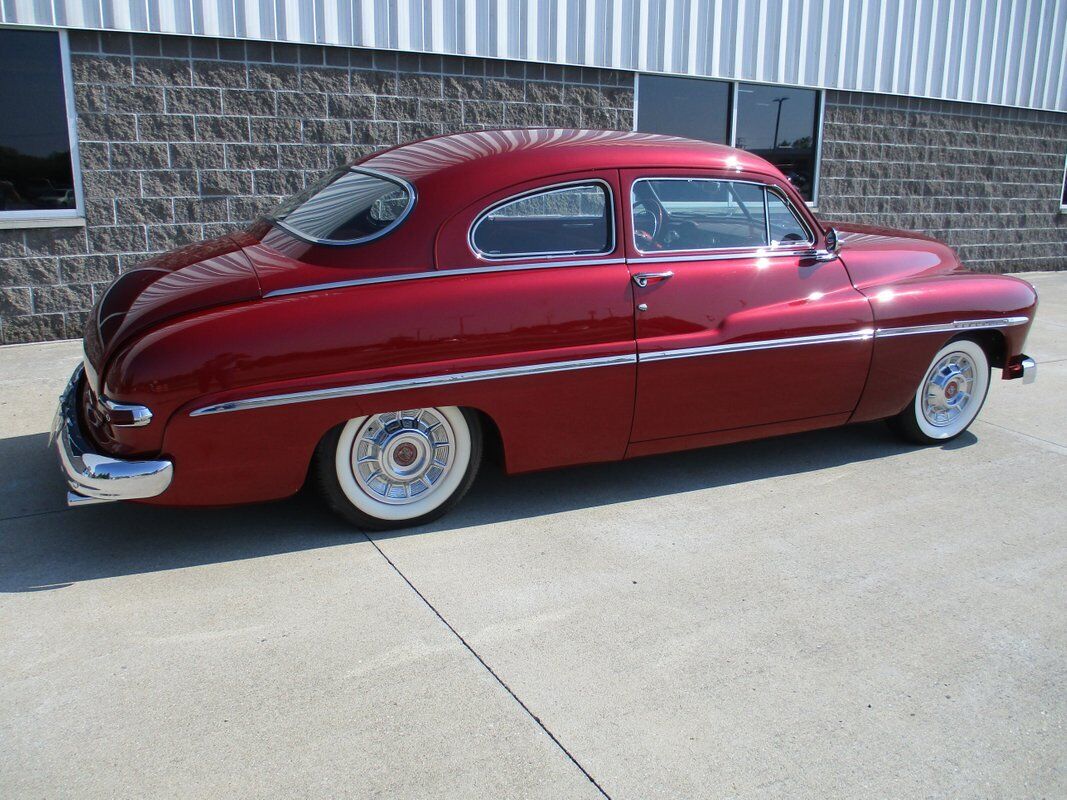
[351,410,455,504]
[922,352,975,427]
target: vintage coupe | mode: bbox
[54,129,1038,529]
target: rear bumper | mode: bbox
[1003,354,1037,384]
[52,366,173,507]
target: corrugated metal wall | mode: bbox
[2,0,1065,112]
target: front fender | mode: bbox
[849,273,1037,423]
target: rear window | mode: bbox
[271,168,414,245]
[470,182,612,259]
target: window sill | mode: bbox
[0,216,86,231]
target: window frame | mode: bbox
[1059,152,1067,213]
[467,178,616,261]
[633,73,825,208]
[0,29,85,228]
[270,166,417,246]
[629,176,815,257]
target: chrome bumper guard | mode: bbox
[1003,355,1037,384]
[1021,356,1037,385]
[52,366,173,507]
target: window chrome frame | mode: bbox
[629,176,815,257]
[1059,151,1067,213]
[0,29,85,225]
[467,178,616,261]
[271,166,417,247]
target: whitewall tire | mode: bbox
[316,407,482,530]
[889,339,991,444]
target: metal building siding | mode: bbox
[2,0,1065,111]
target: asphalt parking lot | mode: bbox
[2,271,1065,799]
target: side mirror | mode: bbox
[813,227,841,262]
[825,227,840,253]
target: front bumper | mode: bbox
[52,366,173,507]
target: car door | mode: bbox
[623,169,874,442]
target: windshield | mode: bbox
[270,168,414,245]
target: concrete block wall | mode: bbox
[0,31,633,344]
[820,91,1067,273]
[0,30,1065,344]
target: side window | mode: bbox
[766,192,812,245]
[632,179,767,252]
[470,182,612,259]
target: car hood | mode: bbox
[831,222,967,293]
[83,233,262,390]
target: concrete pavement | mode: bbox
[1,272,1065,798]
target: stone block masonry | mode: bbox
[0,31,633,344]
[820,91,1067,274]
[0,31,1064,344]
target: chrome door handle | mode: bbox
[632,271,674,287]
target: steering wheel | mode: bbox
[632,184,668,249]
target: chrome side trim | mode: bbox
[263,257,627,298]
[189,353,638,416]
[186,316,1031,417]
[54,366,173,505]
[873,316,1029,338]
[640,329,875,363]
[101,398,153,427]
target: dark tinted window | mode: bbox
[735,84,820,201]
[471,183,611,258]
[766,192,812,245]
[0,30,77,214]
[272,168,412,244]
[636,75,730,144]
[632,179,767,252]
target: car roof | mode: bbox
[359,128,783,190]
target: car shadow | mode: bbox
[0,423,975,593]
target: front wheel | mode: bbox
[315,407,482,530]
[888,338,991,444]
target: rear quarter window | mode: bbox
[271,168,414,245]
[470,182,613,259]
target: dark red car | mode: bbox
[54,129,1038,529]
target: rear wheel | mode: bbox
[888,339,990,444]
[316,407,482,530]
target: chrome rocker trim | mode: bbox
[189,353,638,416]
[188,316,1030,417]
[53,366,173,506]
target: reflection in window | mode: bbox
[472,183,611,258]
[0,29,78,215]
[272,168,412,244]
[632,179,767,252]
[636,75,731,144]
[735,84,820,201]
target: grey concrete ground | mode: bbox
[2,273,1065,799]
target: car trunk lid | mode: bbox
[82,233,262,390]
